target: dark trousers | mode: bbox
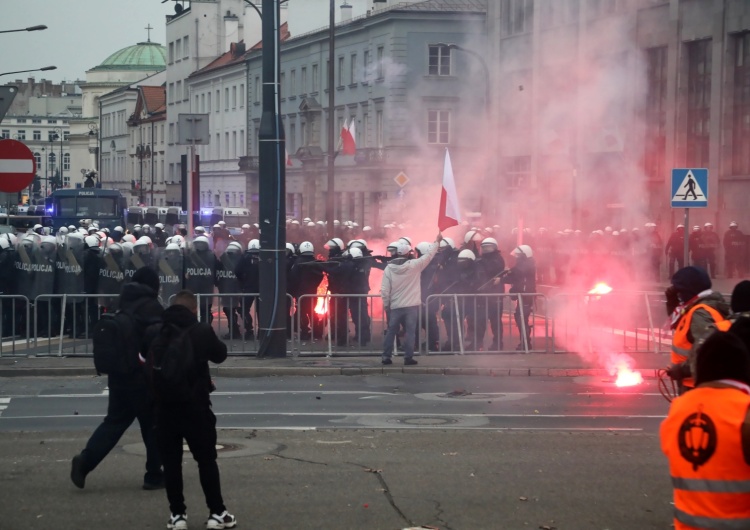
[706,252,717,278]
[668,254,684,277]
[514,295,533,350]
[476,297,504,350]
[328,296,348,346]
[348,296,371,345]
[79,374,162,483]
[383,306,418,360]
[421,298,440,349]
[156,405,225,516]
[241,295,256,335]
[726,253,745,278]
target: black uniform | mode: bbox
[234,249,260,340]
[289,254,324,340]
[347,257,371,346]
[665,229,685,277]
[503,255,536,351]
[476,250,506,350]
[724,226,747,278]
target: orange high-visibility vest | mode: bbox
[716,320,731,332]
[661,386,750,530]
[671,304,725,388]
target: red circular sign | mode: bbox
[0,139,37,193]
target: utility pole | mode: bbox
[257,0,287,358]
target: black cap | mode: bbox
[132,267,160,293]
[671,266,711,302]
[731,280,750,313]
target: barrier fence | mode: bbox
[0,289,682,359]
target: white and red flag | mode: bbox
[438,148,461,232]
[285,148,293,167]
[340,119,356,155]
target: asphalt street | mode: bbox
[0,374,674,530]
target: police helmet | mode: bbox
[299,241,314,255]
[349,247,363,259]
[241,224,251,230]
[286,242,296,254]
[137,236,153,247]
[248,239,260,251]
[399,236,412,246]
[155,223,164,230]
[693,225,701,232]
[415,242,431,257]
[730,221,738,228]
[704,222,713,228]
[193,236,210,252]
[122,234,136,244]
[165,243,180,253]
[195,226,206,234]
[114,226,123,233]
[511,245,533,258]
[457,249,476,261]
[58,227,69,236]
[396,241,412,256]
[227,242,243,254]
[439,237,456,250]
[0,238,10,251]
[481,237,498,252]
[218,220,226,227]
[325,238,344,250]
[464,230,481,244]
[84,235,100,249]
[386,241,399,255]
[171,235,186,248]
[68,225,76,232]
[133,224,142,231]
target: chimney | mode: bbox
[230,42,246,58]
[340,2,352,22]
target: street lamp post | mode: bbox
[0,66,56,77]
[0,25,47,34]
[51,128,64,191]
[88,124,99,187]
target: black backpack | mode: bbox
[148,322,198,403]
[92,302,149,376]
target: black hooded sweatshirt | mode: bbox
[156,304,227,408]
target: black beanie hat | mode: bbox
[731,280,750,313]
[671,266,711,302]
[132,267,160,293]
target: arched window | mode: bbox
[63,153,70,171]
[48,152,56,170]
[34,152,42,169]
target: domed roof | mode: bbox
[91,41,166,72]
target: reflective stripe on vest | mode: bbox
[671,303,725,365]
[673,477,750,493]
[661,387,750,530]
[675,508,750,529]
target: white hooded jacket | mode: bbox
[380,243,438,310]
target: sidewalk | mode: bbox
[0,350,670,379]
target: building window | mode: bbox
[428,45,451,76]
[216,90,220,112]
[168,83,174,102]
[427,110,450,144]
[175,38,182,60]
[207,91,212,112]
[289,123,296,152]
[505,156,531,188]
[338,56,345,87]
[63,153,70,171]
[290,69,296,95]
[34,152,42,168]
[48,152,56,170]
[686,39,712,168]
[301,67,307,93]
[280,72,285,97]
[32,118,41,124]
[362,112,369,147]
[47,119,57,124]
[312,64,319,92]
[500,0,534,36]
[17,130,26,140]
[645,46,667,180]
[184,82,189,101]
[240,84,245,107]
[63,131,70,141]
[183,35,189,59]
[732,32,750,175]
[232,85,237,108]
[377,46,385,79]
[33,130,41,140]
[350,54,357,84]
[169,42,174,64]
[376,110,384,147]
[0,130,8,139]
[363,50,370,82]
[201,93,206,112]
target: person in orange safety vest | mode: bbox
[661,327,750,530]
[665,266,729,394]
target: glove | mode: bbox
[666,363,689,381]
[665,285,679,316]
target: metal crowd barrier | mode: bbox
[548,290,673,354]
[33,294,111,356]
[424,293,550,354]
[196,293,294,355]
[295,293,389,357]
[0,295,30,357]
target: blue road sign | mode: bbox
[671,168,708,208]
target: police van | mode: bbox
[45,189,127,231]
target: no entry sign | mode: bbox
[0,139,36,193]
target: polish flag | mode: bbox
[438,148,461,232]
[340,119,356,155]
[285,148,293,167]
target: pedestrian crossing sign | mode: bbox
[671,168,708,208]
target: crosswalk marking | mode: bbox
[0,397,10,416]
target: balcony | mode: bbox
[354,148,387,166]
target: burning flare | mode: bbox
[314,277,329,315]
[588,282,613,296]
[614,364,644,387]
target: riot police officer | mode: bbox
[724,221,747,278]
[701,222,720,278]
[216,241,243,339]
[501,245,537,351]
[184,235,217,324]
[289,241,324,341]
[476,237,506,351]
[235,239,260,340]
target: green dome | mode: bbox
[92,42,166,71]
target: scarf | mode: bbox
[670,289,714,329]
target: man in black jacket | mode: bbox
[153,290,236,530]
[71,267,164,490]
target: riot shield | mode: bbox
[32,244,56,301]
[184,249,216,295]
[98,247,126,296]
[217,251,241,294]
[14,239,36,303]
[60,235,85,303]
[157,249,183,306]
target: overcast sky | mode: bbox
[1,0,171,83]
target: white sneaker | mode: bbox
[206,510,236,529]
[167,513,188,530]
